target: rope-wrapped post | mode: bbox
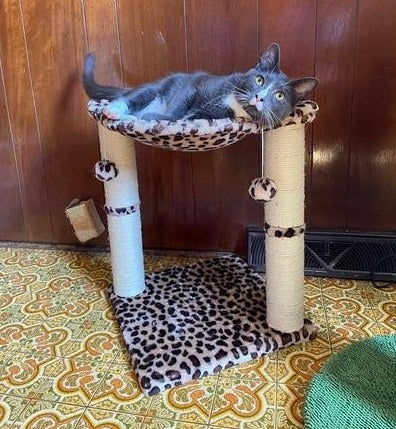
[97,125,145,297]
[263,122,308,333]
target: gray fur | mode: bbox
[83,44,318,127]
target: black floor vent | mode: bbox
[247,225,396,282]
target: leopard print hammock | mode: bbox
[88,99,318,151]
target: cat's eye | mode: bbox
[275,91,285,100]
[255,76,264,86]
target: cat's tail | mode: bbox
[83,53,128,101]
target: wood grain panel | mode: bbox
[20,0,103,243]
[186,0,259,253]
[83,0,123,86]
[117,0,195,250]
[1,0,395,248]
[0,0,52,242]
[83,0,123,244]
[348,0,396,231]
[0,60,26,241]
[311,0,357,229]
[258,0,316,227]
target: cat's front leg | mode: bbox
[103,99,129,120]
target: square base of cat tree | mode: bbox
[109,255,317,396]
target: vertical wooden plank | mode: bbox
[117,0,196,250]
[348,0,396,231]
[186,0,259,254]
[258,0,316,227]
[0,62,26,241]
[0,0,52,242]
[83,0,122,245]
[311,0,357,229]
[83,0,123,86]
[20,0,104,243]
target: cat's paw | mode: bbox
[103,107,121,120]
[103,99,129,120]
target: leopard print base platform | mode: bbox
[109,255,317,396]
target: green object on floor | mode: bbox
[304,335,396,429]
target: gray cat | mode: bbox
[83,44,318,127]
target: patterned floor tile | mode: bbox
[35,357,111,406]
[0,395,30,428]
[276,383,306,429]
[141,417,209,428]
[1,245,394,429]
[0,321,72,357]
[276,335,331,385]
[209,376,276,428]
[221,355,277,385]
[89,363,150,414]
[62,331,125,362]
[147,376,219,425]
[11,399,85,429]
[0,351,58,398]
[76,407,145,428]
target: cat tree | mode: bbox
[89,99,318,395]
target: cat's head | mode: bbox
[234,44,318,127]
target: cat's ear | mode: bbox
[256,43,280,72]
[290,77,319,100]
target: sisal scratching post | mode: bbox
[263,124,306,333]
[97,125,145,297]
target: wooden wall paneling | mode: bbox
[258,0,316,226]
[348,0,396,231]
[0,0,52,242]
[186,0,260,254]
[117,0,195,250]
[20,0,104,244]
[83,0,124,245]
[0,60,26,241]
[83,0,123,86]
[311,0,358,229]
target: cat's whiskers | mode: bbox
[229,85,250,98]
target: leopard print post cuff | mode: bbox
[264,222,306,238]
[104,204,139,217]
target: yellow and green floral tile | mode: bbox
[2,245,394,429]
[369,296,396,331]
[220,355,277,385]
[304,277,322,298]
[322,293,377,345]
[62,330,125,362]
[24,275,109,320]
[276,335,331,386]
[76,407,145,429]
[209,376,276,428]
[147,376,219,425]
[34,356,113,406]
[0,395,31,429]
[276,382,308,429]
[141,417,209,429]
[0,321,72,357]
[11,399,86,429]
[303,292,328,333]
[0,270,38,300]
[144,255,199,273]
[0,350,60,398]
[88,362,150,414]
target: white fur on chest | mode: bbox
[225,93,251,119]
[135,97,167,118]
